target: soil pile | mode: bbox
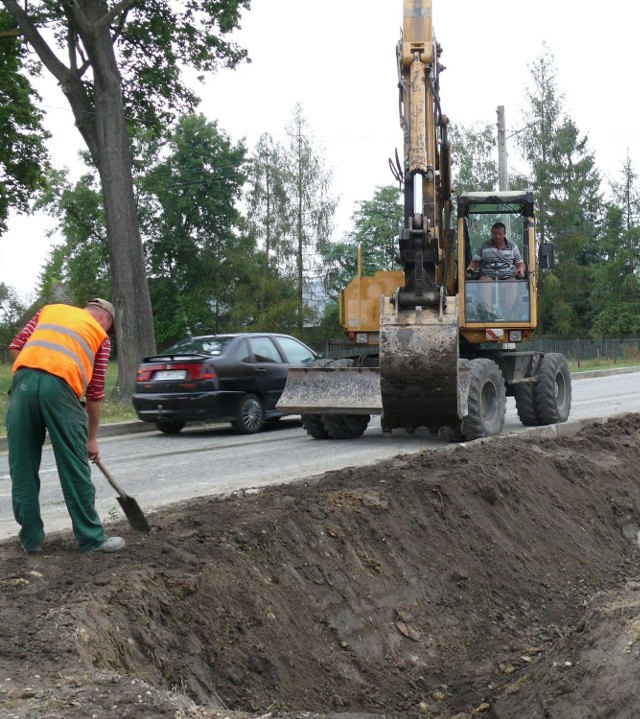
[2,414,640,719]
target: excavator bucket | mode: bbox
[277,366,382,415]
[379,297,467,435]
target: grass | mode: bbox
[568,358,640,372]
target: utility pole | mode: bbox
[497,105,508,191]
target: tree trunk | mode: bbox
[94,87,156,398]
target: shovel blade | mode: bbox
[117,495,151,533]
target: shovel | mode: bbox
[95,459,150,533]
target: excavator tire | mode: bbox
[321,413,371,440]
[513,383,541,426]
[535,353,572,424]
[301,414,330,439]
[462,358,506,440]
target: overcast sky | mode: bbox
[2,0,638,300]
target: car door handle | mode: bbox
[256,368,267,373]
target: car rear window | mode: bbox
[163,335,235,356]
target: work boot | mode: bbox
[90,536,125,552]
[22,544,42,555]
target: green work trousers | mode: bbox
[7,367,105,552]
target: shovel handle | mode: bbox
[94,459,129,499]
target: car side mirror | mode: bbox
[538,242,554,270]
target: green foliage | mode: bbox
[518,48,602,336]
[589,156,640,337]
[448,122,497,193]
[242,107,337,334]
[537,272,579,337]
[283,104,337,333]
[36,114,262,348]
[245,133,292,277]
[3,0,250,140]
[36,168,110,304]
[0,281,27,348]
[141,113,250,344]
[590,303,640,337]
[0,10,49,233]
[115,0,250,132]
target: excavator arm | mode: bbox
[396,0,454,308]
[378,0,463,435]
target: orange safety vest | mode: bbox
[13,304,107,398]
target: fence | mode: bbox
[324,337,640,368]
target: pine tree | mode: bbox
[518,48,602,336]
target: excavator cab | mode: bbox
[457,191,538,345]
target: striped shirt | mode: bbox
[9,309,111,401]
[472,239,524,279]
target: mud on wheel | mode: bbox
[301,414,330,439]
[320,413,371,439]
[534,352,571,424]
[462,358,506,440]
[513,382,541,426]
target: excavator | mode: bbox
[277,0,571,440]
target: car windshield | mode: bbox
[163,335,235,356]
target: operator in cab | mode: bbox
[466,222,525,281]
[467,222,525,282]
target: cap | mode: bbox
[87,298,115,334]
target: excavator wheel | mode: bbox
[535,353,572,424]
[513,383,541,426]
[321,413,371,440]
[301,414,330,439]
[462,358,506,440]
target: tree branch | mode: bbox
[1,0,73,87]
[96,0,137,29]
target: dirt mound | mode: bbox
[2,415,640,719]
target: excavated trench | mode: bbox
[4,415,640,719]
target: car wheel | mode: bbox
[231,394,264,434]
[155,419,185,434]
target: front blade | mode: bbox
[276,367,382,415]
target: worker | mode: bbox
[7,299,125,555]
[466,222,526,281]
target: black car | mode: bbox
[132,333,319,434]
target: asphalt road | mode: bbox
[0,368,639,543]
